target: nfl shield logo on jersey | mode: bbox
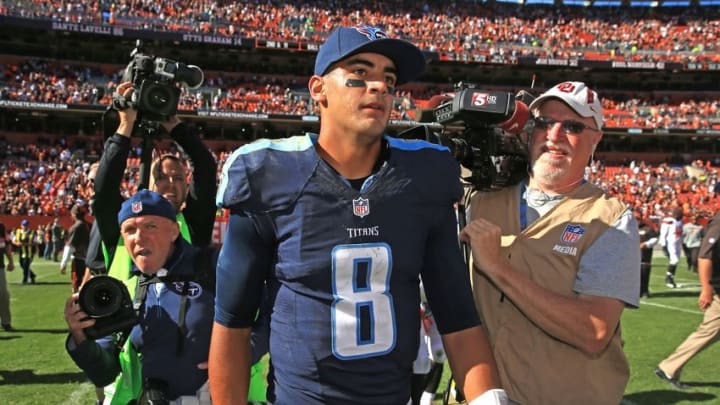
[561,224,584,243]
[352,197,370,218]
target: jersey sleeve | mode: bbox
[420,203,481,335]
[216,136,319,213]
[214,213,274,328]
[386,136,464,205]
[390,137,477,334]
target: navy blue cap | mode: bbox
[314,26,425,85]
[118,189,176,225]
[20,219,29,226]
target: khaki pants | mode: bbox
[658,293,720,379]
[0,266,10,325]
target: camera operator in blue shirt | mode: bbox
[64,190,267,404]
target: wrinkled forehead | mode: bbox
[121,214,175,228]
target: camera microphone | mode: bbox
[496,98,530,136]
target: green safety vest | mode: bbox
[103,212,267,404]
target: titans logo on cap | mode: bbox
[354,26,388,40]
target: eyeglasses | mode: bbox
[533,116,600,135]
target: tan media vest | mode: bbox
[469,182,629,405]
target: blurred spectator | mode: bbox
[0,221,15,331]
[13,219,36,284]
[51,217,66,261]
[682,214,704,273]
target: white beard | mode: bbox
[532,155,568,185]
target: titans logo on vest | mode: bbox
[171,281,203,298]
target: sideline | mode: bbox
[65,381,94,405]
[640,300,704,315]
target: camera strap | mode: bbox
[519,182,528,231]
[117,247,215,356]
[131,273,189,356]
[130,248,215,357]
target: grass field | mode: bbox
[0,255,718,404]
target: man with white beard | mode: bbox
[461,82,640,405]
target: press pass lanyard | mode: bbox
[519,181,528,231]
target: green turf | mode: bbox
[0,256,717,404]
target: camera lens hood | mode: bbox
[78,276,126,318]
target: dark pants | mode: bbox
[70,258,85,293]
[20,257,35,284]
[641,262,652,297]
[687,247,700,272]
[43,242,52,259]
[52,241,64,262]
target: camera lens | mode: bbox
[145,85,172,110]
[79,276,124,318]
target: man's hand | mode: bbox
[60,264,66,275]
[698,285,714,310]
[459,218,506,276]
[6,261,13,271]
[64,293,94,345]
[113,82,138,137]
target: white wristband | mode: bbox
[60,245,74,268]
[469,388,509,405]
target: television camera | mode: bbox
[114,39,204,122]
[403,83,535,192]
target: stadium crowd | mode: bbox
[2,59,719,129]
[3,136,720,229]
[2,1,719,64]
[1,2,720,227]
[0,136,102,217]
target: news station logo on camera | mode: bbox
[471,92,498,108]
[418,82,535,192]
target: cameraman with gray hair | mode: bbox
[64,190,220,404]
[87,57,218,403]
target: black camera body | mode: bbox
[78,275,138,339]
[119,40,204,122]
[408,82,534,191]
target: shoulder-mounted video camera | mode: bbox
[79,275,138,339]
[402,82,535,191]
[115,40,204,122]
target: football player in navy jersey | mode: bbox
[209,25,507,405]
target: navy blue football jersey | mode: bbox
[216,134,481,404]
